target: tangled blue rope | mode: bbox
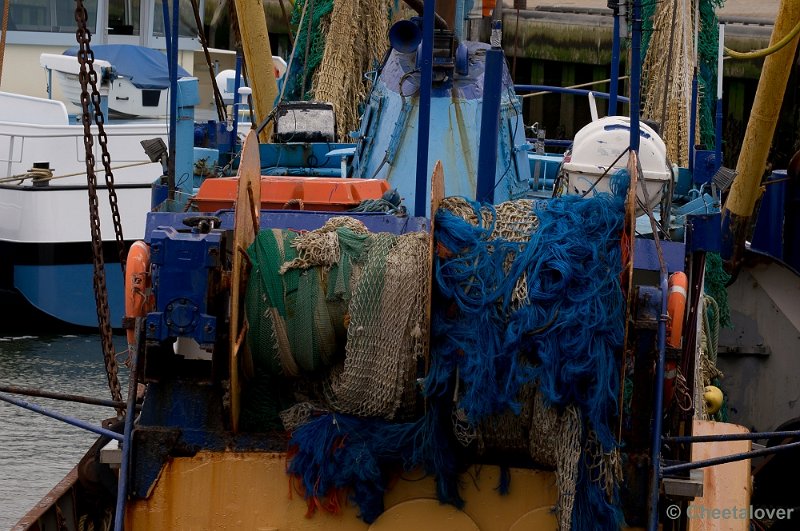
[427,178,627,529]
[287,406,461,523]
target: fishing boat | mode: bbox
[4,0,800,530]
[0,0,270,329]
[40,45,192,118]
[0,90,167,329]
[0,0,200,329]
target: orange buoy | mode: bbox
[666,271,688,349]
[124,241,152,345]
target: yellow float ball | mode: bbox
[703,385,724,415]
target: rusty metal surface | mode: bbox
[12,467,78,531]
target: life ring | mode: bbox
[124,241,152,345]
[667,271,688,349]
[662,272,688,407]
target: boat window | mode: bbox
[108,0,140,36]
[152,0,197,39]
[8,0,98,33]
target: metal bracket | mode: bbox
[663,468,704,499]
[717,344,771,356]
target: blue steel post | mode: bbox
[608,1,621,116]
[689,72,698,172]
[476,21,504,204]
[414,0,435,217]
[163,0,178,200]
[114,345,139,531]
[689,0,699,172]
[714,24,725,172]
[514,85,629,103]
[647,272,668,531]
[232,55,243,144]
[0,392,123,441]
[175,78,200,204]
[629,0,641,153]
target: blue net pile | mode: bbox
[426,188,627,528]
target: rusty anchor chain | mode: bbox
[74,0,124,414]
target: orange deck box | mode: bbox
[194,176,390,212]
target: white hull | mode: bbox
[0,92,165,244]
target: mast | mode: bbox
[721,0,800,272]
[233,0,279,142]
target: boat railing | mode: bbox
[0,121,167,185]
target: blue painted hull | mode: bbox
[12,263,124,329]
[0,238,126,330]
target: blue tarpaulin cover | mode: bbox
[63,44,191,90]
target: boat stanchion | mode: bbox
[0,392,123,441]
[114,330,140,531]
[662,439,800,476]
[664,429,800,444]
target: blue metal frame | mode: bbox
[608,2,622,115]
[114,346,139,531]
[689,72,699,172]
[648,272,668,531]
[633,239,686,273]
[232,55,243,143]
[144,211,429,241]
[476,22,504,204]
[515,85,630,103]
[414,0,435,217]
[629,0,642,153]
[0,392,123,441]
[163,0,178,199]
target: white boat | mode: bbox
[40,45,192,118]
[0,0,204,329]
[0,91,167,328]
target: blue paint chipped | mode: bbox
[603,123,652,139]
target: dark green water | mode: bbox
[0,335,128,530]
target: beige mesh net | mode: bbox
[313,0,391,141]
[278,217,430,420]
[642,0,696,166]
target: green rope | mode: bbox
[640,0,658,64]
[704,294,721,364]
[704,252,731,328]
[697,0,725,150]
[623,376,634,416]
[285,0,335,101]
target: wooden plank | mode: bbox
[229,130,261,432]
[424,161,445,374]
[687,420,751,531]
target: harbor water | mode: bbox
[0,334,128,530]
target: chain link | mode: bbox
[74,0,123,414]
